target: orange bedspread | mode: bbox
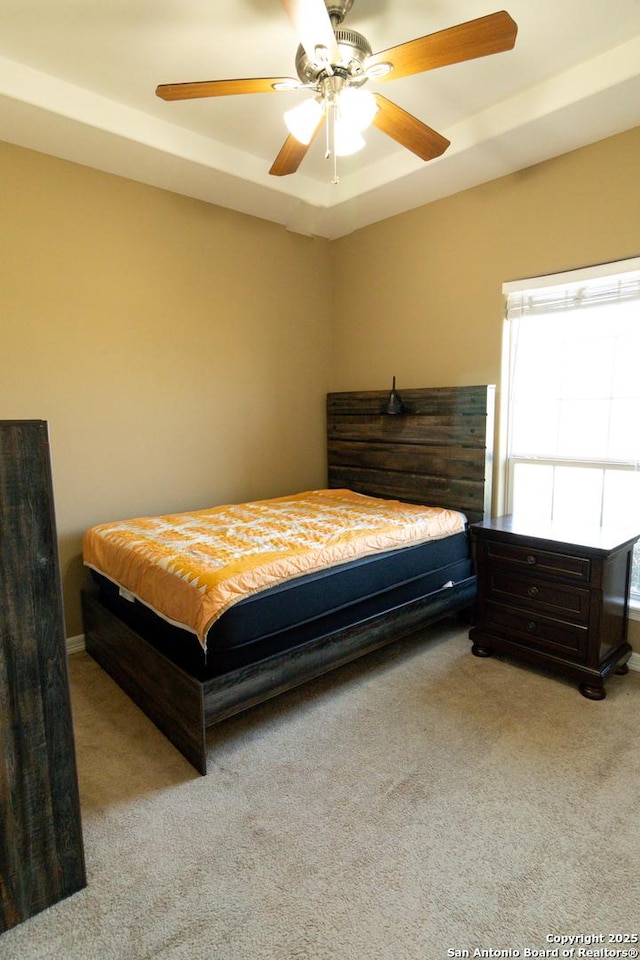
[83,489,466,650]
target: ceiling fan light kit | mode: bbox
[337,86,378,130]
[155,0,517,182]
[285,97,323,144]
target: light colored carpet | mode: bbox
[2,620,639,960]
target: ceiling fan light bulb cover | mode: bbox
[337,87,378,131]
[284,97,323,143]
[334,122,366,156]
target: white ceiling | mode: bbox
[1,0,639,239]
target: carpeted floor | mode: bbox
[2,620,639,960]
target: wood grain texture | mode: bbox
[373,95,449,160]
[469,516,638,697]
[326,385,495,523]
[269,120,324,176]
[81,386,495,775]
[368,11,517,80]
[83,592,207,775]
[0,421,85,934]
[156,77,292,100]
[201,576,476,725]
[82,575,476,776]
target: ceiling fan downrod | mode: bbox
[325,0,354,28]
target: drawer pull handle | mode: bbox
[528,586,540,598]
[526,555,537,565]
[526,620,537,633]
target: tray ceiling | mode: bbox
[1,0,639,238]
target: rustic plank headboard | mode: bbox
[326,385,495,524]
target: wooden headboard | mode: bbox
[326,385,495,524]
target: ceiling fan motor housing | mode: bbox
[295,28,372,86]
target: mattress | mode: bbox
[83,488,466,644]
[91,530,473,681]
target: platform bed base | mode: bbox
[82,579,475,775]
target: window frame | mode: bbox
[500,257,640,619]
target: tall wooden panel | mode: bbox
[0,421,86,933]
[327,385,495,523]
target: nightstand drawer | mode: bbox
[483,601,587,660]
[487,571,590,624]
[485,541,591,582]
[470,516,639,697]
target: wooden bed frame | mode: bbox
[82,385,495,774]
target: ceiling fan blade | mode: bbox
[269,135,312,177]
[156,77,299,101]
[280,0,338,64]
[372,94,450,161]
[367,11,517,81]
[269,118,325,176]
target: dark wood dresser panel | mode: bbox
[469,515,639,699]
[0,421,86,933]
[327,385,495,523]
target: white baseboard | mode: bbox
[629,651,640,672]
[66,634,85,655]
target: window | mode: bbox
[502,258,640,608]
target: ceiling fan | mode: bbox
[156,0,517,181]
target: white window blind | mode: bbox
[502,258,640,602]
[506,270,640,316]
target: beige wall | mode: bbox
[0,142,332,635]
[329,124,640,649]
[2,126,639,650]
[329,125,640,390]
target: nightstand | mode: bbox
[469,515,639,699]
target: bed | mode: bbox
[81,385,495,774]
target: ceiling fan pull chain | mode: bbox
[325,103,331,160]
[326,99,340,184]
